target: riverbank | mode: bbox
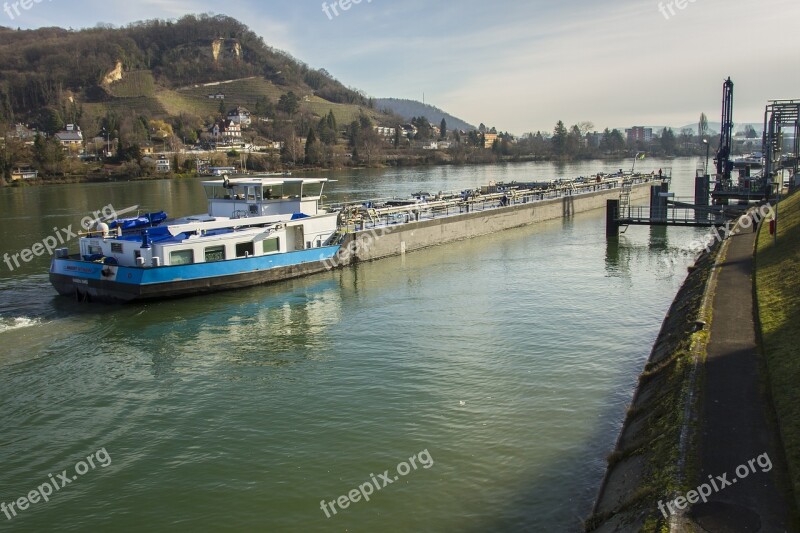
[2,153,665,187]
[586,233,721,532]
[590,194,800,532]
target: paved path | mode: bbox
[687,227,794,531]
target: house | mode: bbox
[208,166,237,176]
[400,124,418,138]
[141,143,155,155]
[374,126,396,139]
[227,106,252,127]
[55,124,83,149]
[222,120,242,141]
[483,132,499,149]
[10,167,38,181]
[143,155,171,173]
[208,93,226,100]
[210,121,242,143]
[155,155,171,173]
[10,123,38,143]
[626,127,653,144]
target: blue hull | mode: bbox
[50,246,341,303]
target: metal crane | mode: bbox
[715,77,735,184]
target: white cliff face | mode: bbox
[212,39,223,62]
[102,60,124,86]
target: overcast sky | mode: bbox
[5,0,799,134]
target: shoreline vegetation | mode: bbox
[1,152,690,189]
[755,188,800,513]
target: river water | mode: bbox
[0,158,709,532]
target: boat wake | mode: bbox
[0,316,42,333]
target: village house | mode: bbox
[374,126,396,139]
[55,124,83,150]
[9,123,38,145]
[155,155,171,173]
[483,132,499,149]
[227,106,252,127]
[210,121,243,143]
[10,167,38,181]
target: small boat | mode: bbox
[732,152,764,168]
[50,175,341,303]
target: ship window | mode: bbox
[88,245,102,255]
[205,246,226,263]
[236,242,254,258]
[170,249,194,265]
[111,243,124,254]
[302,182,323,198]
[262,238,280,254]
[285,182,302,198]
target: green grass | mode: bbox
[83,73,390,132]
[756,188,800,511]
[107,70,156,98]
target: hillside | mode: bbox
[0,15,394,137]
[376,98,475,131]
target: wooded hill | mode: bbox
[0,14,396,137]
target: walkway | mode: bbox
[687,225,794,531]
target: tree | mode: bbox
[33,134,48,167]
[254,96,275,118]
[744,125,758,139]
[317,110,338,145]
[346,120,361,149]
[305,128,322,165]
[600,128,625,153]
[577,121,595,136]
[411,116,433,141]
[440,118,447,140]
[566,125,582,156]
[551,120,568,156]
[278,91,301,117]
[609,129,626,152]
[699,112,708,137]
[660,127,677,154]
[218,99,226,115]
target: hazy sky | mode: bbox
[4,0,799,134]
